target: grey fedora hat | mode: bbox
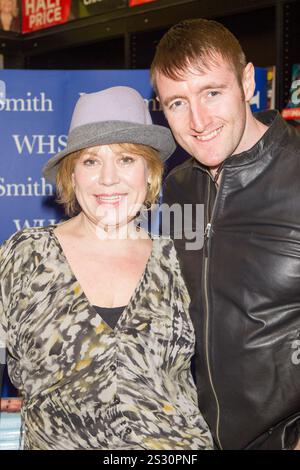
[43,86,176,183]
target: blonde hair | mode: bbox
[150,19,247,91]
[56,143,163,217]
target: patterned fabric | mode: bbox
[0,226,213,450]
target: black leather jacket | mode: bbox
[163,111,300,449]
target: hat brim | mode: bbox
[43,121,176,183]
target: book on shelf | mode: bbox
[266,65,276,110]
[0,411,21,450]
[282,64,300,131]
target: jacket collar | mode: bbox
[192,110,288,172]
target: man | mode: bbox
[151,18,300,450]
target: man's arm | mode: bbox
[0,397,22,412]
[0,345,22,412]
[0,340,5,402]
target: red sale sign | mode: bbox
[22,0,71,33]
[129,0,156,6]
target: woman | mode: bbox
[0,0,20,32]
[0,86,213,450]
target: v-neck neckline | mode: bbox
[49,225,156,331]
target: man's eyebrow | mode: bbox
[201,82,227,91]
[162,95,184,107]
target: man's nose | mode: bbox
[189,104,210,133]
[98,160,120,186]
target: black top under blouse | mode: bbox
[93,305,125,329]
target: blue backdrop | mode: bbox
[0,70,161,244]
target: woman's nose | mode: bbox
[97,160,120,186]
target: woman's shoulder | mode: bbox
[152,234,175,252]
[151,235,180,266]
[151,235,190,298]
[0,226,56,258]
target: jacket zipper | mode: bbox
[203,171,224,449]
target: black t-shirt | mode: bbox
[92,305,125,329]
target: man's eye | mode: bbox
[208,91,220,98]
[169,100,184,110]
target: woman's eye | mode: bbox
[83,158,97,166]
[120,156,135,164]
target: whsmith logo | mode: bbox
[0,80,53,112]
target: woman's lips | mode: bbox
[95,193,127,205]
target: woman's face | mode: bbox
[72,144,149,230]
[0,0,14,14]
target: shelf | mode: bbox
[0,0,299,111]
[1,0,277,56]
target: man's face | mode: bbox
[156,58,255,173]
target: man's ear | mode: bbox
[155,95,164,113]
[242,62,256,102]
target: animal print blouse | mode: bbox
[0,227,213,450]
